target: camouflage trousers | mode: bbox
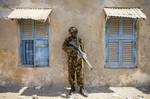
[68,56,84,87]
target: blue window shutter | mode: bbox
[119,18,123,66]
[105,18,136,68]
[20,20,34,65]
[23,40,34,65]
[34,39,49,66]
[121,18,136,67]
[122,41,135,66]
[34,20,49,38]
[20,20,24,64]
[107,18,119,35]
[20,40,25,64]
[23,20,33,39]
[34,20,49,66]
[107,40,119,67]
[105,18,120,67]
[20,19,49,66]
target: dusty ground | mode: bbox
[0,85,149,99]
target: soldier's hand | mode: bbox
[82,53,87,58]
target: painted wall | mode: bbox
[0,0,150,87]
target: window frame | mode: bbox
[105,17,137,68]
[19,19,50,67]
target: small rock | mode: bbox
[137,95,144,99]
[35,86,41,90]
[32,95,38,99]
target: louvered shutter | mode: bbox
[121,18,136,67]
[23,20,33,38]
[107,18,119,35]
[35,21,48,37]
[20,20,34,65]
[35,39,49,66]
[20,20,49,66]
[123,18,133,35]
[105,18,136,67]
[106,18,120,67]
[122,41,135,65]
[107,41,119,66]
[21,40,34,65]
[34,20,49,66]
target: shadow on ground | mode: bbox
[22,85,114,97]
[136,85,150,94]
[2,84,149,97]
[0,83,22,93]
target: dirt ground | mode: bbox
[0,85,149,99]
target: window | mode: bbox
[20,19,49,67]
[105,17,136,68]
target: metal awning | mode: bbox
[8,8,52,22]
[104,7,147,19]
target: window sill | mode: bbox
[18,64,49,68]
[104,65,137,69]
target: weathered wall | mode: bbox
[0,0,150,87]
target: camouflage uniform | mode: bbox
[63,36,84,87]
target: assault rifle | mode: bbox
[69,42,93,70]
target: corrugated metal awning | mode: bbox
[104,7,147,19]
[8,8,52,22]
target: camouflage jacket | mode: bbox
[63,36,84,57]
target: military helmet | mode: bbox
[68,26,78,34]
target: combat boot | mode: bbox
[79,86,88,97]
[69,85,75,95]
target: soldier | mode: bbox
[62,27,88,97]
